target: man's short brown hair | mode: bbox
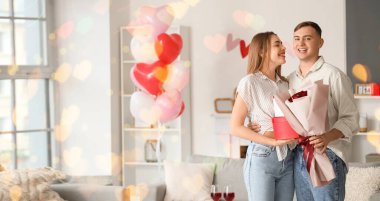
[294,21,322,36]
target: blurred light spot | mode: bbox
[63,147,83,168]
[203,34,226,53]
[12,105,28,127]
[126,184,149,201]
[73,60,92,81]
[76,17,94,34]
[168,1,188,19]
[183,0,201,7]
[9,185,22,201]
[53,63,72,83]
[352,63,369,82]
[69,43,76,50]
[111,153,122,174]
[108,89,113,96]
[366,131,380,153]
[96,154,111,172]
[8,64,18,76]
[112,57,117,65]
[93,0,110,14]
[375,108,380,121]
[59,48,67,55]
[61,105,80,126]
[55,124,72,142]
[49,33,56,41]
[233,10,266,30]
[183,60,191,68]
[122,45,130,54]
[57,21,74,39]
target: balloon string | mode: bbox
[156,122,163,174]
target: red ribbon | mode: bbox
[288,90,308,102]
[298,136,314,173]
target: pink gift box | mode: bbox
[272,117,299,140]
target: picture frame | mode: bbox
[214,98,234,113]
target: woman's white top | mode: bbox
[237,71,290,160]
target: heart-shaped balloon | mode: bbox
[163,60,189,91]
[155,33,183,64]
[155,89,182,123]
[130,61,168,96]
[130,35,158,63]
[127,5,174,38]
[130,91,160,125]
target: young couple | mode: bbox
[230,21,359,201]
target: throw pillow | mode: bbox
[0,167,67,201]
[346,166,380,201]
[164,160,215,201]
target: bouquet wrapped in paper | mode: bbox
[273,80,336,187]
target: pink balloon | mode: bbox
[127,5,174,38]
[155,90,182,123]
[163,61,190,91]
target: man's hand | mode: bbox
[309,134,330,153]
[309,129,344,153]
[248,121,261,133]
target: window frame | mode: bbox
[0,0,55,169]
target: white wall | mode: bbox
[54,0,112,176]
[129,0,346,157]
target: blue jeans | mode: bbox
[243,143,294,201]
[294,146,347,201]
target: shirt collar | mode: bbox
[256,71,282,83]
[296,56,325,78]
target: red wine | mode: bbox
[223,192,235,201]
[210,192,222,201]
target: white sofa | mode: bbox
[146,155,380,201]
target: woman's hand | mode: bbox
[272,138,297,146]
[248,121,261,133]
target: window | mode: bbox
[0,0,54,169]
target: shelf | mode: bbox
[354,95,380,99]
[124,162,163,166]
[211,113,232,118]
[123,128,180,132]
[123,60,137,64]
[356,132,380,136]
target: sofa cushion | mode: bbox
[0,167,66,201]
[346,162,380,201]
[164,160,215,201]
[189,155,247,201]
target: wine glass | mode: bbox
[210,185,222,201]
[224,185,235,201]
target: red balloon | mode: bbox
[131,61,168,96]
[155,33,183,64]
[176,101,185,117]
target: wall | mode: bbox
[129,0,346,157]
[53,0,113,176]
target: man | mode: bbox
[290,21,358,201]
[250,21,359,201]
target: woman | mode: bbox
[230,32,295,201]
